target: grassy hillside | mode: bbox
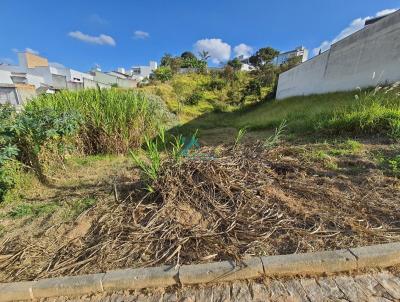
[176,86,400,140]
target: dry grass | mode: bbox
[0,141,399,282]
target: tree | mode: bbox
[249,47,279,68]
[198,50,210,62]
[160,54,182,73]
[227,58,243,71]
[153,66,173,82]
[160,54,174,67]
[181,51,197,60]
[279,56,302,73]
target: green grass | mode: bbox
[8,202,59,219]
[180,91,356,131]
[306,139,364,171]
[328,139,363,156]
[68,154,118,166]
[62,197,97,220]
[374,151,400,177]
[177,87,400,140]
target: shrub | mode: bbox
[0,104,80,201]
[185,90,203,106]
[152,66,173,82]
[206,78,226,91]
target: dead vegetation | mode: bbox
[0,143,399,282]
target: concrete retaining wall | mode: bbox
[276,10,400,99]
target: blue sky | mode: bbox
[1,0,399,71]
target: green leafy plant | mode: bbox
[388,155,400,176]
[131,136,162,184]
[131,128,196,191]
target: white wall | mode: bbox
[70,69,93,82]
[277,10,400,99]
[0,70,13,84]
[0,87,18,105]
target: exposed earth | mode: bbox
[0,137,399,283]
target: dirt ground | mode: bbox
[0,136,399,282]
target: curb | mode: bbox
[0,242,399,301]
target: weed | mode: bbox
[131,128,197,190]
[131,136,161,183]
[234,127,247,147]
[264,120,287,149]
[388,155,400,176]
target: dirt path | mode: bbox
[40,270,400,301]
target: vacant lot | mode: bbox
[1,85,399,282]
[0,136,399,282]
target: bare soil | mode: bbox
[0,140,399,282]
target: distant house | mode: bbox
[0,52,52,104]
[91,70,137,88]
[0,52,148,105]
[273,46,308,66]
[128,61,158,81]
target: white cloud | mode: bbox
[68,31,116,46]
[313,8,398,56]
[133,30,150,39]
[194,38,231,64]
[376,9,397,17]
[12,47,39,54]
[233,43,253,59]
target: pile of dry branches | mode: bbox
[1,144,399,281]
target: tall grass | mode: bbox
[26,89,175,154]
[317,86,400,138]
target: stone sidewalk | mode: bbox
[40,270,400,302]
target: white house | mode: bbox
[273,46,308,66]
[128,61,158,81]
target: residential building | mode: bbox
[128,61,158,81]
[91,70,137,88]
[273,46,309,66]
[0,51,144,105]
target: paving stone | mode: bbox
[192,286,214,302]
[367,298,394,302]
[136,292,164,302]
[355,274,397,301]
[284,279,309,302]
[211,283,231,302]
[265,280,290,301]
[162,291,178,302]
[334,275,369,302]
[316,277,345,300]
[231,281,252,302]
[299,278,325,302]
[178,287,196,302]
[250,282,270,302]
[374,273,400,300]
